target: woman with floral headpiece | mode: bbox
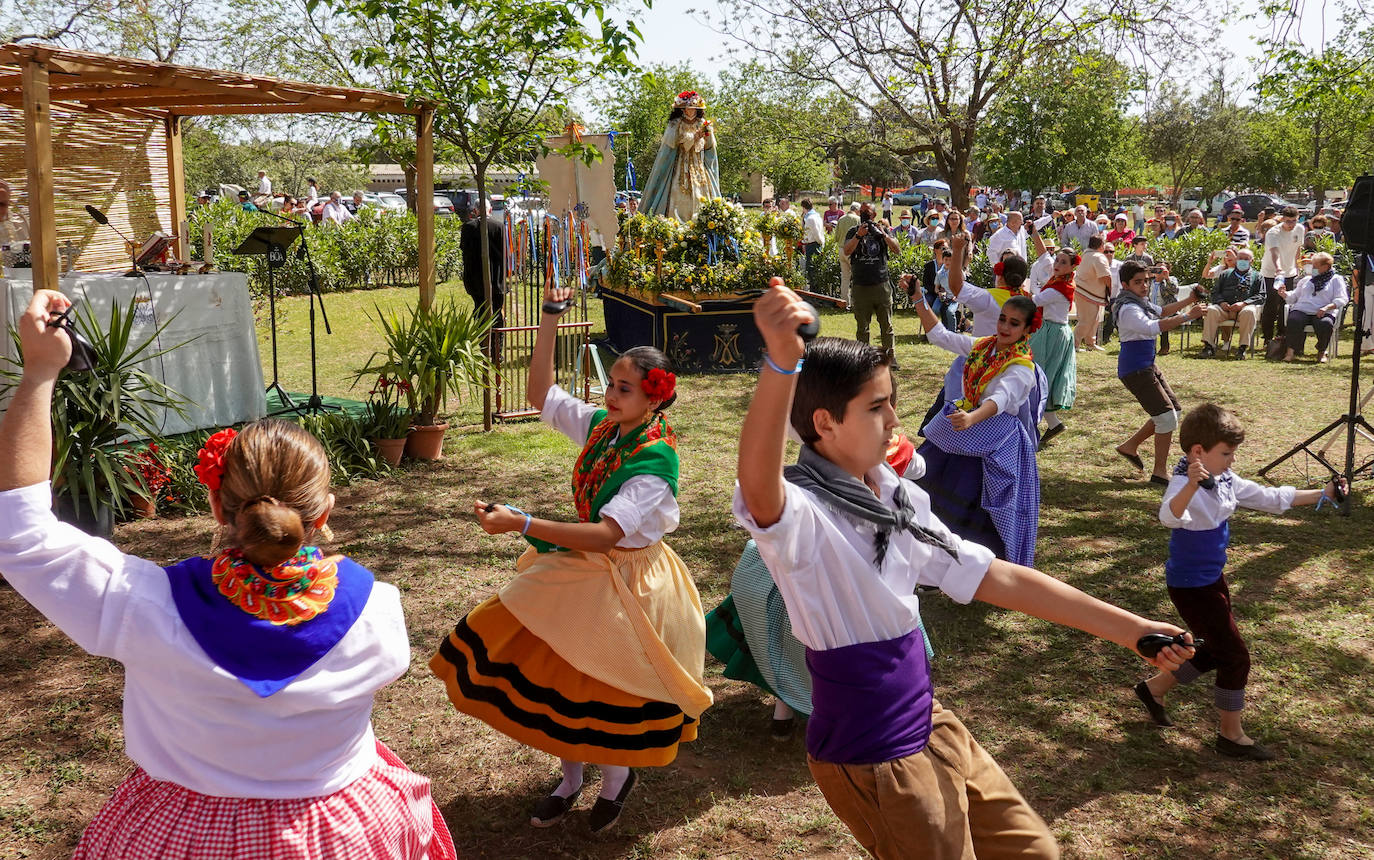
[430,278,710,834]
[639,90,721,222]
[0,290,457,859]
[1029,239,1080,446]
[908,290,1046,566]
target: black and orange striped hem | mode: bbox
[429,595,697,767]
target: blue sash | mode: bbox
[164,556,375,697]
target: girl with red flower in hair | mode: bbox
[1028,235,1081,447]
[908,287,1047,567]
[431,278,710,834]
[0,290,456,859]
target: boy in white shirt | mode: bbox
[1135,403,1342,760]
[736,284,1196,858]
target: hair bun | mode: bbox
[236,495,305,568]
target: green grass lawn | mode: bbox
[1,283,1371,859]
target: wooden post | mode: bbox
[416,106,435,312]
[165,114,188,260]
[22,58,57,294]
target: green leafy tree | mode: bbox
[717,0,1195,208]
[311,0,644,428]
[976,51,1145,194]
[1142,81,1248,207]
[1257,1,1374,206]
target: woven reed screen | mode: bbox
[0,107,170,272]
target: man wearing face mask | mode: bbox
[1160,212,1183,239]
[1278,252,1348,363]
[1261,207,1305,345]
[896,210,917,243]
[1059,206,1097,251]
[1199,248,1263,358]
[986,211,1027,266]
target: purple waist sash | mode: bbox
[805,627,933,764]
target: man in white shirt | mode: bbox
[800,198,826,288]
[1260,206,1305,344]
[975,189,988,210]
[985,211,1026,266]
[1059,206,1097,251]
[257,171,272,197]
[321,191,354,226]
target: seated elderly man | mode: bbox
[1279,251,1348,364]
[321,191,354,226]
[1200,247,1263,358]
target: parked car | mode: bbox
[1221,193,1289,219]
[395,188,462,216]
[367,191,408,214]
[892,185,927,206]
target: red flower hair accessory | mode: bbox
[1073,254,1082,265]
[993,261,1005,277]
[1029,307,1045,334]
[641,367,676,402]
[194,428,238,491]
[679,90,697,100]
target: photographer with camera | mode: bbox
[843,203,902,366]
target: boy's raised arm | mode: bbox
[738,285,814,529]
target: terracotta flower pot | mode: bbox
[404,423,449,460]
[373,436,407,467]
[129,494,157,519]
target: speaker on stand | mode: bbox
[1258,174,1374,513]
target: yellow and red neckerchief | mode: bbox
[958,335,1034,411]
[211,546,339,626]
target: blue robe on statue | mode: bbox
[640,117,721,222]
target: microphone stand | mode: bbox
[258,209,338,415]
[83,205,141,277]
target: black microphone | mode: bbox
[84,205,140,276]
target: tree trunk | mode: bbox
[476,166,494,432]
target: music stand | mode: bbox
[234,226,303,415]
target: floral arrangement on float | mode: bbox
[608,197,805,299]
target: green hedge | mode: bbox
[189,203,464,296]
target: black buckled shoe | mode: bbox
[1200,343,1216,358]
[588,769,637,834]
[1134,681,1173,727]
[1216,735,1276,761]
[530,783,582,828]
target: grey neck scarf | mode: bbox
[784,445,960,567]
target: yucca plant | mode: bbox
[354,299,492,427]
[2,300,188,529]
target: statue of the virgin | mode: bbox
[639,90,721,222]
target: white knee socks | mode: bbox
[554,760,583,798]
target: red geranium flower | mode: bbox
[193,428,238,491]
[641,367,676,402]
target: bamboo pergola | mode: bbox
[1,43,439,307]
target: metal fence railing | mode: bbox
[493,213,595,420]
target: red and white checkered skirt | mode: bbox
[72,741,458,859]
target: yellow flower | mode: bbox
[708,221,717,229]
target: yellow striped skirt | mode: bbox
[429,543,711,767]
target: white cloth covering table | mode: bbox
[0,270,266,436]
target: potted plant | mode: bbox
[361,375,413,466]
[124,443,171,518]
[355,299,491,460]
[1,300,187,536]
